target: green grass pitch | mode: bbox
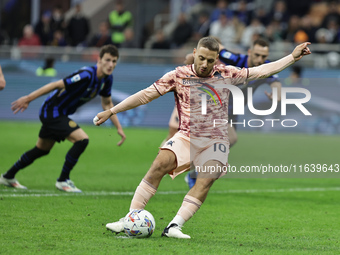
[0,121,339,254]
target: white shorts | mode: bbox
[161,132,229,179]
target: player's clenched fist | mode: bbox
[93,109,113,126]
[292,42,311,61]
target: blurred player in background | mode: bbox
[0,65,6,90]
[185,37,282,188]
[36,57,57,77]
[93,37,311,238]
[0,45,126,192]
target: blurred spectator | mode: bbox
[264,20,283,42]
[233,0,252,25]
[326,19,340,43]
[108,0,133,48]
[285,0,312,17]
[297,16,316,43]
[254,6,270,26]
[268,0,290,30]
[282,15,301,42]
[120,27,137,48]
[315,28,334,44]
[321,0,340,28]
[241,18,266,48]
[181,0,202,13]
[210,13,244,47]
[36,57,57,77]
[88,21,112,47]
[170,13,193,48]
[67,4,90,46]
[18,24,41,46]
[192,11,211,41]
[294,30,309,44]
[51,5,66,33]
[231,16,246,45]
[50,30,67,47]
[210,0,233,22]
[151,30,171,49]
[34,10,53,45]
[170,0,202,23]
[139,25,151,48]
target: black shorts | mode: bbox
[39,115,80,143]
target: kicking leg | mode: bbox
[163,160,222,239]
[106,149,177,233]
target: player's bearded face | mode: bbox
[248,45,269,67]
[99,53,118,75]
[193,47,218,77]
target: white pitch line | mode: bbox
[0,187,339,198]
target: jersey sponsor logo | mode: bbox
[70,74,81,83]
[183,78,212,85]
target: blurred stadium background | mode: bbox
[0,0,340,134]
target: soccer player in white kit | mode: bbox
[93,37,311,238]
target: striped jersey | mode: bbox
[153,64,248,139]
[39,65,112,119]
[219,49,279,116]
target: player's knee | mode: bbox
[74,138,89,152]
[229,135,238,147]
[150,160,172,176]
[195,177,216,190]
[35,146,50,157]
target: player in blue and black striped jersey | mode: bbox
[0,45,126,192]
[184,38,282,188]
[218,38,281,146]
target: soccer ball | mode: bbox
[123,209,155,238]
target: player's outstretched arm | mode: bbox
[0,65,6,91]
[93,85,161,126]
[248,42,311,81]
[11,80,65,114]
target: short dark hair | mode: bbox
[252,38,269,48]
[197,37,219,53]
[209,36,222,45]
[99,44,119,59]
